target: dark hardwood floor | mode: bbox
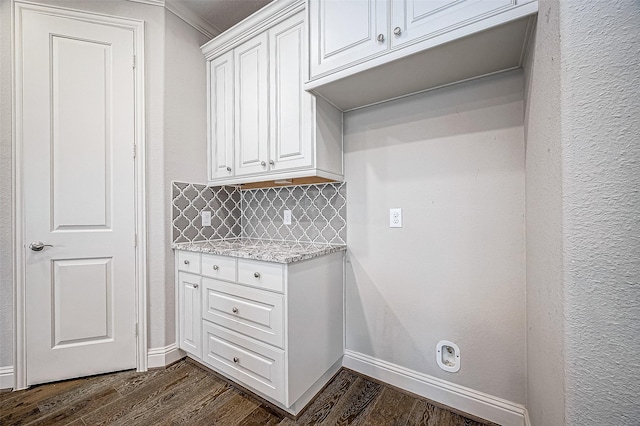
[0,359,494,425]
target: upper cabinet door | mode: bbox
[269,12,314,172]
[209,51,235,180]
[309,0,388,79]
[234,32,269,177]
[390,0,514,48]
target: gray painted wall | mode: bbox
[344,71,526,403]
[0,0,208,372]
[163,8,209,350]
[522,1,565,425]
[560,1,640,423]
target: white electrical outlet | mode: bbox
[201,211,212,227]
[389,208,402,228]
[283,210,292,225]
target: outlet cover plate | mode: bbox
[283,209,292,225]
[201,211,212,227]
[390,208,402,228]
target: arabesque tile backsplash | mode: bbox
[172,182,346,245]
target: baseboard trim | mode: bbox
[343,350,526,426]
[0,366,14,390]
[524,408,532,426]
[147,344,183,369]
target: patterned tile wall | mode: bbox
[172,182,241,243]
[242,183,346,244]
[172,181,346,245]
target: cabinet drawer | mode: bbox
[202,321,285,404]
[201,253,236,282]
[237,259,284,293]
[177,251,201,274]
[202,278,284,348]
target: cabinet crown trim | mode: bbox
[201,0,303,58]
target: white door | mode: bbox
[308,0,388,79]
[234,32,269,177]
[20,8,137,385]
[208,51,235,181]
[390,0,513,48]
[269,12,314,172]
[178,272,201,358]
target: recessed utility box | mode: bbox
[436,340,460,373]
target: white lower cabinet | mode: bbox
[175,250,344,414]
[202,321,286,403]
[177,272,201,358]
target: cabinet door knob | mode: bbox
[192,283,198,289]
[226,166,232,172]
[269,160,275,166]
[183,260,190,265]
[261,161,266,167]
[377,33,385,43]
[254,272,261,279]
[393,27,402,36]
[232,307,238,314]
[213,265,219,271]
[233,357,239,363]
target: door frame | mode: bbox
[12,0,148,390]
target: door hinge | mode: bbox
[134,233,138,247]
[133,143,137,158]
[132,54,136,69]
[135,323,139,337]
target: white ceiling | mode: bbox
[167,0,273,38]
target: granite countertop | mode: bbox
[172,239,347,264]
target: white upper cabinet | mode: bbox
[269,13,314,172]
[208,51,234,180]
[306,0,538,111]
[234,32,269,177]
[390,0,515,48]
[308,0,388,78]
[202,0,343,187]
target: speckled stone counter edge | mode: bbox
[172,239,347,264]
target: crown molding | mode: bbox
[201,0,303,59]
[165,0,221,40]
[127,0,165,6]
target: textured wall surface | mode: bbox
[344,71,526,403]
[0,0,13,368]
[522,2,565,425]
[560,1,640,423]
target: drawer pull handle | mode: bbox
[254,272,261,279]
[183,260,190,265]
[233,357,239,363]
[213,265,219,271]
[232,307,238,314]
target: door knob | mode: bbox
[29,241,53,252]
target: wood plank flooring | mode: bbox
[0,359,495,426]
